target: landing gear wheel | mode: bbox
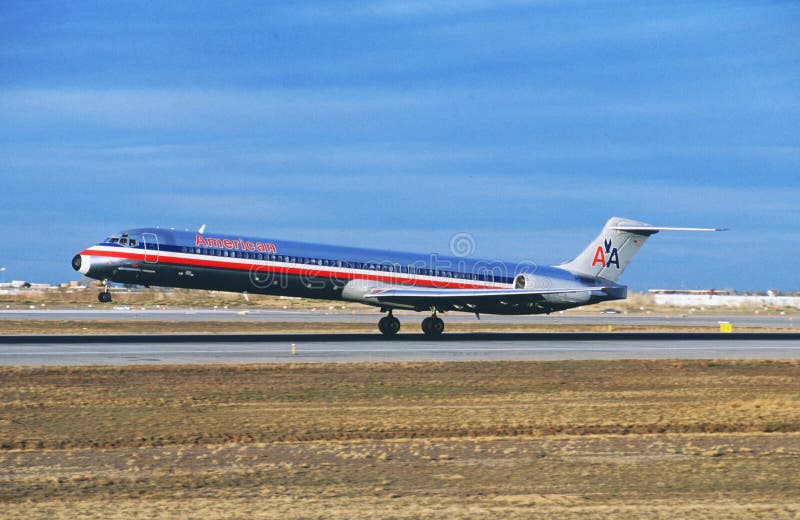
[98,292,112,303]
[421,316,444,336]
[378,314,400,336]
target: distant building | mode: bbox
[649,289,800,309]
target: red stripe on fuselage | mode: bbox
[81,249,501,290]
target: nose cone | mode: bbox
[72,254,91,275]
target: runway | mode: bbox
[2,332,799,365]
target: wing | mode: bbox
[364,285,609,313]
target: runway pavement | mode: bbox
[1,332,799,365]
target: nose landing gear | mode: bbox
[378,311,401,336]
[98,281,112,303]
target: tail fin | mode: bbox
[558,217,723,282]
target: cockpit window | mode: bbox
[119,238,128,246]
[108,237,120,244]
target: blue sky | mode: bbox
[1,0,798,290]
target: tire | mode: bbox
[98,292,112,303]
[378,316,388,335]
[379,316,400,336]
[422,316,444,336]
[385,316,400,335]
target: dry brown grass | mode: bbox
[1,360,799,518]
[3,360,800,449]
[0,287,365,310]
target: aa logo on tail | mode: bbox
[591,238,619,269]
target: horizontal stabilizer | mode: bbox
[609,225,727,234]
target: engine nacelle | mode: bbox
[514,273,591,304]
[513,273,552,290]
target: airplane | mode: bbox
[72,217,723,336]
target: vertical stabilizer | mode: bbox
[557,217,655,282]
[558,217,723,282]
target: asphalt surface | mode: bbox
[1,332,799,365]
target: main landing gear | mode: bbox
[98,281,112,303]
[421,313,444,337]
[378,311,401,336]
[376,310,445,337]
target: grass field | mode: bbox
[2,360,799,518]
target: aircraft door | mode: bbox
[142,233,159,263]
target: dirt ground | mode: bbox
[2,360,799,518]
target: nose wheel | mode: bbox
[378,311,401,336]
[98,281,112,303]
[421,315,444,336]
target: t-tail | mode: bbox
[558,217,724,282]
